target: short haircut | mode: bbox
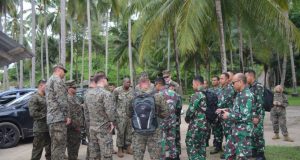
[155,77,166,86]
[245,69,256,77]
[221,72,230,79]
[38,79,47,85]
[193,75,204,84]
[93,74,107,83]
[123,77,130,82]
[212,76,219,81]
[236,73,247,84]
[162,70,171,75]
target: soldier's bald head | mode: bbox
[233,73,247,84]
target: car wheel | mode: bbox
[0,122,20,148]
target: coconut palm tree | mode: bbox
[60,0,66,66]
[31,0,36,87]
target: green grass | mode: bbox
[265,146,300,160]
[288,96,300,106]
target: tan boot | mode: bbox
[272,133,280,139]
[284,135,294,142]
[117,147,124,158]
[126,145,133,155]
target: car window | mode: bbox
[5,92,36,107]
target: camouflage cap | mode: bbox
[139,71,149,82]
[53,63,68,73]
[169,81,177,87]
[65,80,76,88]
[162,70,171,76]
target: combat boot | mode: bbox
[117,147,124,158]
[210,143,222,154]
[126,145,133,155]
[81,139,88,145]
[272,133,280,139]
[283,135,294,142]
[256,152,266,160]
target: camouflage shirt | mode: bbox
[85,87,116,130]
[273,93,288,108]
[113,86,134,118]
[67,94,83,130]
[217,83,235,109]
[185,86,207,130]
[228,87,254,131]
[166,80,183,96]
[28,92,48,132]
[208,86,221,98]
[46,75,69,124]
[249,81,264,119]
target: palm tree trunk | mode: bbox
[19,0,24,88]
[276,52,281,78]
[70,19,74,80]
[289,43,298,95]
[230,49,233,70]
[60,0,66,66]
[31,0,36,87]
[44,0,49,79]
[81,38,85,88]
[237,14,244,72]
[215,0,227,72]
[128,18,134,86]
[40,28,44,79]
[280,52,287,86]
[249,36,254,68]
[173,27,182,86]
[117,61,119,86]
[167,33,171,70]
[105,11,110,75]
[87,0,92,80]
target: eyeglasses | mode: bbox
[163,76,169,79]
[232,79,241,85]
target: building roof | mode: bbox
[0,31,34,67]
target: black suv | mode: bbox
[0,91,35,148]
[0,88,36,106]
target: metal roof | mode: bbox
[0,31,34,67]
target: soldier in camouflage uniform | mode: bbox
[29,80,51,160]
[219,73,253,160]
[155,77,182,160]
[113,77,134,158]
[127,72,169,160]
[185,76,208,160]
[271,85,294,142]
[85,74,116,160]
[46,64,71,160]
[65,80,83,160]
[245,70,265,160]
[208,76,223,154]
[163,70,183,96]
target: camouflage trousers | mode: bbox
[161,127,178,159]
[49,122,67,160]
[185,128,207,160]
[31,132,51,160]
[85,121,90,160]
[175,124,181,155]
[89,124,113,160]
[67,128,81,160]
[222,120,231,141]
[116,116,132,148]
[212,119,223,147]
[224,128,252,160]
[271,106,288,136]
[252,118,265,153]
[132,129,161,160]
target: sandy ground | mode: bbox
[1,105,299,160]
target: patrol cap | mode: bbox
[169,81,177,87]
[139,72,149,82]
[65,80,76,88]
[162,70,171,77]
[53,63,68,73]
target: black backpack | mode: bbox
[201,90,218,123]
[263,88,274,112]
[131,93,157,135]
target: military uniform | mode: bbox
[83,88,91,159]
[224,87,253,160]
[166,80,183,96]
[271,93,289,135]
[249,81,265,155]
[159,88,182,159]
[127,87,169,160]
[29,92,51,160]
[66,82,83,160]
[185,86,207,160]
[113,86,134,149]
[85,86,116,160]
[46,74,69,160]
[217,84,235,140]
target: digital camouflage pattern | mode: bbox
[113,86,134,148]
[49,122,67,160]
[127,87,169,160]
[159,88,182,159]
[249,81,265,154]
[85,86,116,160]
[83,88,92,159]
[271,93,289,136]
[67,94,83,160]
[166,80,183,96]
[28,92,51,160]
[185,86,207,160]
[224,87,254,160]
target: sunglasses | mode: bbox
[232,79,241,85]
[163,76,170,79]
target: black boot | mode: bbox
[220,153,225,159]
[210,147,222,154]
[252,149,257,158]
[81,139,88,145]
[256,152,266,160]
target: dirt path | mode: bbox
[1,106,299,160]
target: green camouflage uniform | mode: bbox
[185,86,207,160]
[208,87,223,148]
[113,86,134,148]
[159,88,182,159]
[218,84,235,140]
[29,92,51,160]
[127,87,169,160]
[224,87,254,160]
[271,93,289,135]
[83,88,91,159]
[249,81,265,154]
[67,94,83,160]
[85,86,116,160]
[46,75,69,160]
